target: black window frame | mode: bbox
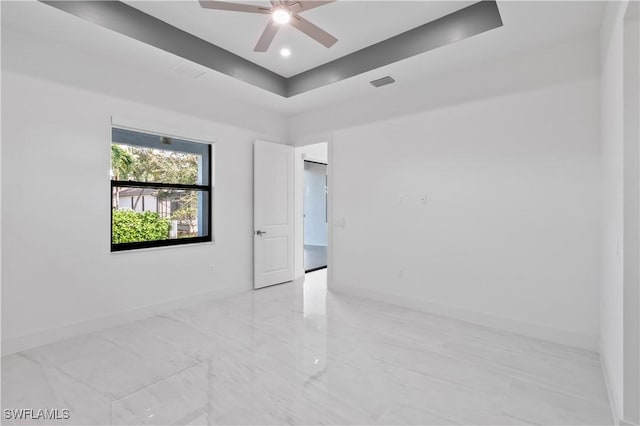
[111,127,213,252]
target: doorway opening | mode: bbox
[303,160,328,272]
[294,142,329,279]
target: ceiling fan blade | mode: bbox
[254,20,279,52]
[198,1,271,14]
[290,14,337,48]
[289,1,335,13]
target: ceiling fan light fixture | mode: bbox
[272,8,291,24]
[197,0,337,52]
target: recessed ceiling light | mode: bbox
[272,8,291,24]
[280,48,291,58]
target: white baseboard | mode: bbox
[1,285,244,356]
[329,280,598,352]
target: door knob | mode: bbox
[256,230,267,236]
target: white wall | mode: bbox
[325,36,602,351]
[1,20,287,353]
[600,1,628,421]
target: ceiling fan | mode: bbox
[198,1,338,52]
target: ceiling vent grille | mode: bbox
[370,76,396,88]
[172,61,208,79]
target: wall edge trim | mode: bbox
[602,348,623,425]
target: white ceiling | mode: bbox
[1,1,606,119]
[123,1,475,77]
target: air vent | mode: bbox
[172,61,208,79]
[370,76,396,88]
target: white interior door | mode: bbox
[254,140,294,289]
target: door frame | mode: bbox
[622,3,640,423]
[303,159,328,273]
[293,141,332,280]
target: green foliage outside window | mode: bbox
[112,209,170,244]
[111,144,199,213]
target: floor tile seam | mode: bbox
[373,356,512,399]
[91,333,203,380]
[441,344,602,373]
[96,325,204,367]
[11,352,87,406]
[373,403,462,426]
[433,347,606,399]
[160,314,251,348]
[53,362,116,402]
[507,373,611,408]
[109,359,210,405]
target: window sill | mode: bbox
[110,240,215,254]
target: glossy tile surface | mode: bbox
[2,270,613,425]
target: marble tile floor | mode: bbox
[2,270,613,425]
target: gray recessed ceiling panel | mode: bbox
[40,1,503,98]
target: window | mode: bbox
[111,127,213,251]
